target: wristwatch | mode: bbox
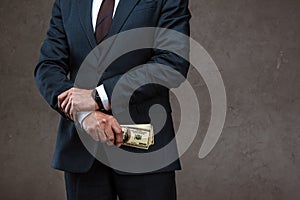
[91,89,103,110]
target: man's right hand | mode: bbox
[82,111,123,147]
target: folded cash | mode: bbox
[121,124,154,150]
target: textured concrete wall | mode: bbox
[0,0,299,199]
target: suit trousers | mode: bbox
[64,160,177,200]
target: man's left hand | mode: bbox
[58,87,99,120]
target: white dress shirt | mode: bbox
[77,0,120,125]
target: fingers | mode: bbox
[70,100,76,121]
[59,92,77,120]
[60,92,71,111]
[112,122,123,147]
[59,88,96,118]
[58,88,73,108]
[97,114,122,147]
[58,91,68,108]
[67,96,79,121]
[98,119,108,143]
[59,88,78,111]
[65,97,72,117]
[82,111,122,147]
[105,121,115,145]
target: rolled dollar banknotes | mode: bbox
[121,124,154,150]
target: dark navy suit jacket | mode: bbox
[34,0,191,173]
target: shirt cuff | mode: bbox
[77,111,92,128]
[96,84,111,110]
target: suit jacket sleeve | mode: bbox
[34,0,73,119]
[102,0,191,111]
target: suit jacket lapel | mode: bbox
[95,0,140,76]
[78,0,97,49]
[77,0,140,76]
[107,0,140,37]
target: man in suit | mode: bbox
[34,0,191,199]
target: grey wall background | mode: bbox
[0,0,299,199]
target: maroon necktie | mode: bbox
[95,0,115,44]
